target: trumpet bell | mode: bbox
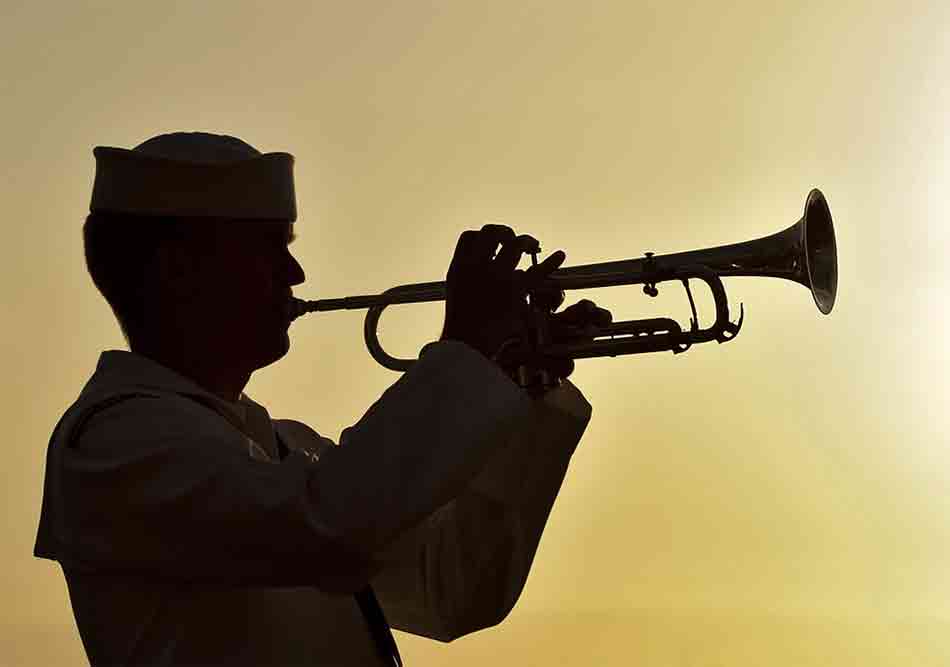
[803,188,837,314]
[543,188,837,315]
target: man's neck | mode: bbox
[131,342,251,404]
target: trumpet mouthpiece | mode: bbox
[287,297,310,322]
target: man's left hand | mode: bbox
[495,299,613,383]
[544,299,613,380]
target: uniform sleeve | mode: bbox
[57,340,534,594]
[368,378,592,641]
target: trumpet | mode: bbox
[289,188,837,380]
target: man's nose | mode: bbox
[284,251,306,286]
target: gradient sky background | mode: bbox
[4,1,949,664]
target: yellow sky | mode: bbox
[4,1,950,664]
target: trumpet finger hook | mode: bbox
[716,302,744,342]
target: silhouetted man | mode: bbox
[34,131,610,665]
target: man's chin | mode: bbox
[252,331,291,370]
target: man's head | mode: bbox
[84,132,305,374]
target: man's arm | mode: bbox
[368,378,592,641]
[51,340,534,594]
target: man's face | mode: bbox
[171,219,306,369]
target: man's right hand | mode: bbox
[439,224,566,361]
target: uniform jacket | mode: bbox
[34,340,592,665]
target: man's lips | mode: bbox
[277,294,295,322]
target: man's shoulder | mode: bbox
[65,388,239,455]
[74,386,220,424]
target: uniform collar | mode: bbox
[85,349,263,432]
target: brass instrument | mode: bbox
[289,188,837,384]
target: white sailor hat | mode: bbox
[89,131,297,221]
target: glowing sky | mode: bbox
[4,1,949,663]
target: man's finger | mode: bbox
[544,357,574,379]
[525,250,566,285]
[473,224,516,263]
[538,250,566,273]
[448,230,481,271]
[495,234,538,273]
[556,300,592,323]
[558,301,612,325]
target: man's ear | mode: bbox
[150,240,198,299]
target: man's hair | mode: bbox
[82,211,200,347]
